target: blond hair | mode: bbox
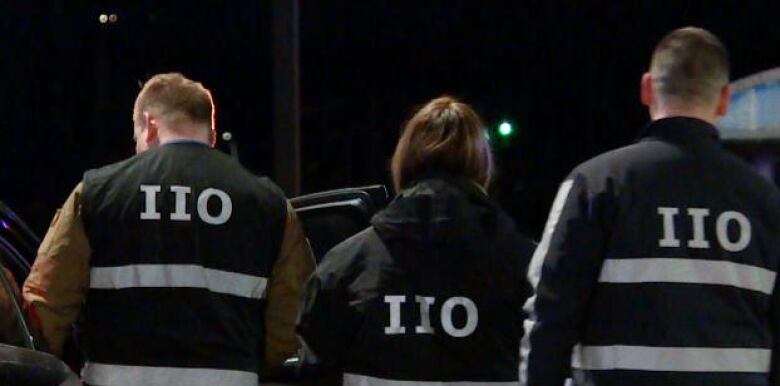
[133,73,215,130]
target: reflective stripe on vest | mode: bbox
[572,345,771,373]
[598,258,776,295]
[89,264,268,299]
[343,373,519,386]
[82,362,258,386]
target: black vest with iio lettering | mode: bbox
[79,142,287,374]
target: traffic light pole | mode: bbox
[272,0,301,197]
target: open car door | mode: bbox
[290,185,389,262]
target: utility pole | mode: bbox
[272,0,301,197]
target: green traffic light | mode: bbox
[498,121,513,137]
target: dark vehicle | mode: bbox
[0,202,79,385]
[0,185,389,386]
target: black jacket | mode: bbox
[297,175,535,385]
[522,117,780,386]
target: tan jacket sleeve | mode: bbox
[22,183,91,356]
[264,201,316,370]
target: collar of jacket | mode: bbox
[638,116,720,148]
[160,139,210,147]
[370,171,496,243]
[403,171,491,203]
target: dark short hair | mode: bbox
[133,73,215,129]
[391,96,493,191]
[650,27,730,105]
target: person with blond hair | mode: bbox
[21,73,315,385]
[297,96,535,386]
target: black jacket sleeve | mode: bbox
[296,240,360,378]
[521,173,610,386]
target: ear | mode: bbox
[715,84,731,117]
[640,72,654,107]
[143,112,160,146]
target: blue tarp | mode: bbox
[719,67,780,140]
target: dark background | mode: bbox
[2,1,779,238]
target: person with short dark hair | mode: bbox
[297,96,536,386]
[22,73,315,385]
[521,27,780,386]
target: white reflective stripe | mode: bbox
[598,258,776,295]
[521,180,575,385]
[343,373,518,386]
[90,264,268,299]
[519,312,535,385]
[528,180,574,288]
[82,362,258,386]
[571,345,771,373]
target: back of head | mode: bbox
[391,96,493,192]
[133,73,215,131]
[650,27,730,108]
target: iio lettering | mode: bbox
[384,295,478,338]
[139,185,232,225]
[658,207,751,252]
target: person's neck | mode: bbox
[650,104,719,125]
[158,127,211,145]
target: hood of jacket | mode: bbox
[370,173,498,245]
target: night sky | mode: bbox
[2,1,780,238]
